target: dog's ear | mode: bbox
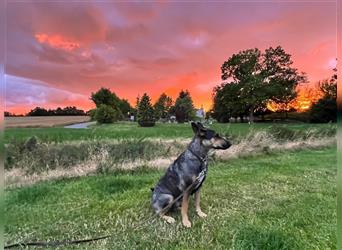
[197,122,204,128]
[191,122,199,133]
[192,122,206,136]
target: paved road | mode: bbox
[64,121,96,129]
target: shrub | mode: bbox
[94,104,123,124]
[137,93,155,127]
[309,97,336,123]
[88,108,97,121]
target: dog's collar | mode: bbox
[187,148,208,166]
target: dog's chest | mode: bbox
[193,163,208,191]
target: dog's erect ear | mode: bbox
[192,122,206,136]
[197,122,204,128]
[191,122,199,133]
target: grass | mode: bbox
[4,121,334,143]
[5,147,336,249]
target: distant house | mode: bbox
[195,107,205,119]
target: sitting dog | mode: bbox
[151,122,231,227]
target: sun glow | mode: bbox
[267,85,323,113]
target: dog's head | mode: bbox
[191,122,231,150]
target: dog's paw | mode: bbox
[196,210,207,218]
[162,216,175,224]
[182,219,192,228]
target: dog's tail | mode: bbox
[150,187,154,192]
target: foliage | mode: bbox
[118,99,135,118]
[153,93,173,120]
[137,93,155,127]
[215,46,306,122]
[4,111,17,117]
[212,82,248,122]
[94,104,123,124]
[27,107,50,116]
[91,87,121,108]
[309,98,336,123]
[91,87,133,119]
[27,106,86,116]
[173,90,195,123]
[88,108,97,121]
[309,70,337,123]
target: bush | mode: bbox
[94,105,123,124]
[309,97,336,123]
[88,108,97,121]
[137,93,155,127]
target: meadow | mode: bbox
[4,121,334,143]
[4,121,337,249]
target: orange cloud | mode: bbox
[35,33,80,50]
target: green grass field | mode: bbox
[5,147,336,249]
[4,122,336,249]
[4,122,334,143]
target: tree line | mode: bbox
[90,88,197,126]
[5,106,87,117]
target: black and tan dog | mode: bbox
[151,122,231,227]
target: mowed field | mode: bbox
[4,121,337,249]
[4,120,334,143]
[5,116,90,128]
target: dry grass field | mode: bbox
[5,116,91,128]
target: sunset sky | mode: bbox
[5,1,337,114]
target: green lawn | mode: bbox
[5,146,336,249]
[4,122,333,143]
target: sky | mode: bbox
[5,1,337,114]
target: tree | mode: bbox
[320,67,337,99]
[173,90,195,123]
[4,111,14,117]
[219,46,306,122]
[309,69,337,123]
[153,93,173,120]
[137,93,155,127]
[91,87,121,108]
[263,46,306,118]
[212,82,248,122]
[27,107,49,116]
[118,99,134,118]
[94,104,122,124]
[91,87,134,120]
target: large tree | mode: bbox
[219,46,306,122]
[153,93,173,120]
[173,90,195,123]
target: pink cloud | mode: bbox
[5,2,336,113]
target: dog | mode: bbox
[151,122,231,228]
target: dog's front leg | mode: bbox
[181,191,191,228]
[195,190,207,218]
